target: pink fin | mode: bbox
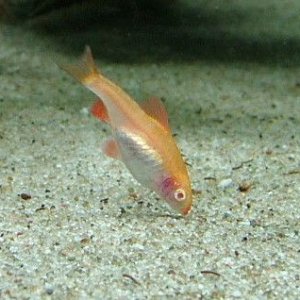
[102,138,120,159]
[91,99,109,123]
[140,97,170,131]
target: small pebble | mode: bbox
[20,193,31,200]
[218,178,233,190]
[45,285,54,295]
[232,290,242,297]
[238,181,252,192]
[80,107,89,115]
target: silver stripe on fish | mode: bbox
[116,129,164,187]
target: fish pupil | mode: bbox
[175,189,186,201]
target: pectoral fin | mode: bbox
[91,99,110,123]
[102,138,121,159]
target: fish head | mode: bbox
[159,176,193,216]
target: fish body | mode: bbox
[61,46,193,215]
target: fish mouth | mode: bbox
[181,205,192,216]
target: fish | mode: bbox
[60,46,193,215]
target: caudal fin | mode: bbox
[59,46,99,85]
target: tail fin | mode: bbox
[59,46,99,85]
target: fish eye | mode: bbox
[174,188,186,201]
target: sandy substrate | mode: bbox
[0,1,299,298]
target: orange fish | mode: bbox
[61,46,193,215]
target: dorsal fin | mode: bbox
[139,97,170,131]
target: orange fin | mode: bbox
[140,97,170,131]
[102,138,120,159]
[91,99,110,123]
[59,45,99,85]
